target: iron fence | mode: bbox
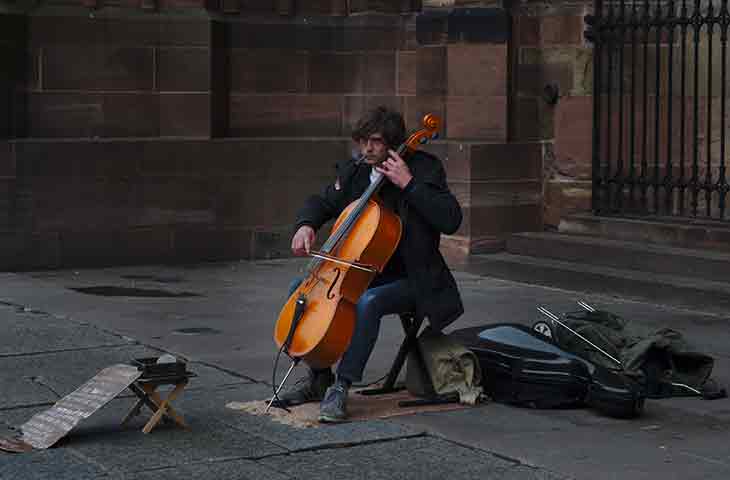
[586,0,730,219]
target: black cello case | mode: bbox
[448,324,645,417]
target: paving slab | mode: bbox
[113,459,289,480]
[0,448,108,480]
[396,401,730,480]
[0,263,299,383]
[63,417,284,475]
[257,435,565,480]
[0,307,130,357]
[0,373,58,410]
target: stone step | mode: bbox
[465,252,730,315]
[506,232,730,283]
[559,213,730,252]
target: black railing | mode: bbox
[586,0,730,220]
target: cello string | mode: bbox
[303,152,367,275]
[310,140,405,267]
[297,144,410,298]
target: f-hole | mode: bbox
[326,268,341,299]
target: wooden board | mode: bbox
[20,364,142,449]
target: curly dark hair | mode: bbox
[351,106,406,149]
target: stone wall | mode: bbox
[412,5,546,255]
[0,0,584,269]
[512,1,594,229]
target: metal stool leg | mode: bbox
[359,314,423,396]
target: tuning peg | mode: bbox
[431,132,439,140]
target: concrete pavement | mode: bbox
[0,258,729,479]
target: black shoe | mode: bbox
[318,381,349,423]
[273,368,334,408]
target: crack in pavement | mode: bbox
[116,432,429,476]
[190,359,260,385]
[255,431,428,458]
[82,433,429,478]
[421,429,572,477]
[99,432,573,480]
[0,343,137,359]
[27,375,63,398]
[0,299,50,316]
[0,401,56,412]
[676,449,730,468]
[66,447,115,477]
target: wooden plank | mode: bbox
[20,364,142,449]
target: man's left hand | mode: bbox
[375,150,413,190]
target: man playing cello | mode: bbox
[277,106,464,423]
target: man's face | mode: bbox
[358,133,388,165]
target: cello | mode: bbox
[267,114,441,411]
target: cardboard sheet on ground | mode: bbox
[1,364,142,451]
[226,389,474,428]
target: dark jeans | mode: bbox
[287,274,415,384]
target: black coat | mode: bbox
[294,150,464,331]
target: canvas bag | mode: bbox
[406,329,484,405]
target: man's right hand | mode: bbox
[291,225,315,256]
